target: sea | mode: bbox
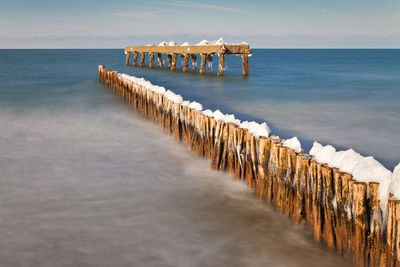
[0,48,398,266]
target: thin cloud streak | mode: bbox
[167,0,245,13]
[107,11,158,18]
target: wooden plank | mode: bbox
[125,44,251,55]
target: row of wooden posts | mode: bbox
[124,43,251,76]
[125,51,245,76]
[99,65,400,267]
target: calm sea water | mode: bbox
[0,48,398,266]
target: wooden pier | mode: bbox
[124,44,252,76]
[99,65,400,267]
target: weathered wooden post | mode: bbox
[149,53,154,68]
[125,52,131,65]
[242,53,249,76]
[171,53,177,71]
[167,54,172,68]
[367,182,383,266]
[191,54,197,70]
[157,53,163,67]
[133,52,138,66]
[140,52,146,67]
[353,182,367,267]
[218,53,225,76]
[200,53,206,74]
[207,54,213,72]
[183,54,190,72]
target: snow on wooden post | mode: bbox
[133,52,138,66]
[125,52,131,65]
[242,53,249,76]
[200,53,206,74]
[149,53,154,68]
[140,52,145,67]
[171,53,177,71]
[183,54,190,72]
[218,53,225,76]
[191,54,197,70]
[157,53,163,67]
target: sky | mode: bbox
[0,0,399,48]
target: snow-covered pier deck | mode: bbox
[124,42,252,76]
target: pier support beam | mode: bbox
[218,53,225,76]
[207,54,213,72]
[242,53,249,76]
[149,53,154,68]
[157,53,163,67]
[140,52,145,67]
[125,52,131,65]
[171,53,177,71]
[183,54,190,72]
[200,53,206,74]
[133,52,138,66]
[167,54,172,68]
[191,54,197,70]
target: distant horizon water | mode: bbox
[0,48,356,267]
[1,49,399,171]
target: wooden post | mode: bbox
[171,53,177,71]
[157,53,163,67]
[140,52,145,67]
[257,138,271,199]
[125,52,131,65]
[191,54,197,70]
[183,54,190,72]
[353,182,367,267]
[207,54,213,72]
[367,182,383,267]
[133,52,138,66]
[218,53,225,76]
[149,53,154,68]
[242,53,249,76]
[200,53,206,74]
[167,54,172,68]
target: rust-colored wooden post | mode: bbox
[353,182,367,267]
[171,53,177,71]
[183,54,190,72]
[218,53,225,76]
[200,53,206,74]
[140,52,145,67]
[167,54,172,68]
[149,53,154,68]
[191,54,197,70]
[125,52,131,65]
[157,53,163,67]
[367,182,383,267]
[257,138,271,199]
[242,53,249,76]
[133,52,138,66]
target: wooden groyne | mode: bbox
[98,65,400,267]
[124,43,252,76]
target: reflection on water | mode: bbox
[0,103,351,267]
[0,63,351,266]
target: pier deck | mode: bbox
[124,44,252,76]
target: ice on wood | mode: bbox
[282,137,302,153]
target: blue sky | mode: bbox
[0,0,399,48]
